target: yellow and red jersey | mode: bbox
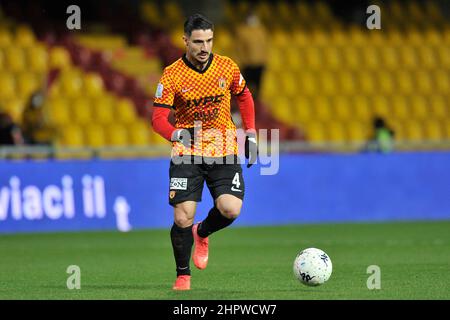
[153,53,246,157]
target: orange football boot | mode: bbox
[172,275,191,290]
[192,223,209,269]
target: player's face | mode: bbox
[184,29,213,65]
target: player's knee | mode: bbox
[174,215,193,228]
[217,204,241,220]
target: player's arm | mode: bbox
[230,61,258,168]
[151,70,193,147]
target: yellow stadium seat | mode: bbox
[84,73,104,97]
[396,70,414,94]
[377,71,394,94]
[437,47,450,68]
[298,71,317,95]
[410,95,428,120]
[306,122,326,143]
[399,47,418,69]
[444,121,450,139]
[372,96,389,118]
[27,45,48,72]
[280,73,298,97]
[352,95,372,121]
[129,121,151,146]
[0,28,12,46]
[92,96,114,124]
[347,121,368,142]
[417,46,436,69]
[339,72,356,95]
[17,72,40,97]
[323,47,341,70]
[423,120,443,141]
[59,125,84,146]
[379,46,399,69]
[415,71,433,94]
[360,47,380,69]
[303,47,322,69]
[5,46,25,72]
[284,47,303,70]
[15,25,35,47]
[61,70,83,97]
[0,72,16,99]
[391,95,409,121]
[319,72,337,95]
[434,70,450,93]
[2,98,25,123]
[312,96,331,121]
[49,46,71,69]
[430,95,448,119]
[327,121,346,142]
[403,121,424,142]
[0,49,4,69]
[115,98,137,124]
[294,96,312,122]
[333,96,352,120]
[46,97,70,126]
[357,71,376,94]
[105,124,128,146]
[271,97,294,125]
[267,47,283,71]
[71,97,92,125]
[341,46,360,69]
[151,131,170,145]
[84,124,106,147]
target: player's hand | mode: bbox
[245,131,258,168]
[171,128,195,148]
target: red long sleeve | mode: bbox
[151,107,176,141]
[236,86,256,133]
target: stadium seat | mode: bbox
[84,124,106,147]
[333,96,352,121]
[49,46,72,69]
[27,45,48,72]
[92,95,114,124]
[312,96,332,121]
[423,120,443,141]
[71,97,92,125]
[429,95,448,119]
[83,73,104,97]
[0,72,16,99]
[306,122,326,143]
[105,123,129,146]
[46,97,71,127]
[5,46,26,72]
[347,120,368,142]
[15,25,35,47]
[16,72,40,98]
[59,124,84,146]
[128,121,151,146]
[409,95,428,120]
[115,98,137,124]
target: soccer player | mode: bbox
[151,14,257,290]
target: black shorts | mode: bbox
[168,156,245,206]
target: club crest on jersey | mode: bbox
[218,77,226,89]
[155,83,164,98]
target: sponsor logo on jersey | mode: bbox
[218,77,226,89]
[170,178,188,190]
[186,94,224,108]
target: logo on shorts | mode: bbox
[170,178,188,190]
[218,77,226,89]
[169,191,176,199]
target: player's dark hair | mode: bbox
[184,14,214,37]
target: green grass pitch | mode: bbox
[0,221,449,300]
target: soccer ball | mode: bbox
[293,248,332,286]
